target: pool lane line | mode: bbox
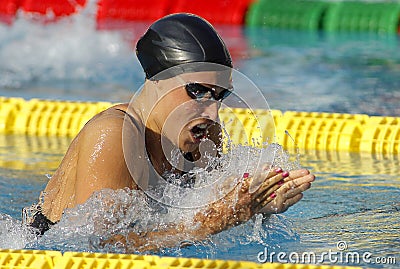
[0,97,398,154]
[0,249,365,269]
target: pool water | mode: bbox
[0,135,398,267]
[0,8,399,115]
[0,2,399,268]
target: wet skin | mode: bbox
[38,74,315,250]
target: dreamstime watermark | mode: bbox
[257,241,397,265]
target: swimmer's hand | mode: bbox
[259,168,315,214]
[100,169,314,252]
[193,167,294,235]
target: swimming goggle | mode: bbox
[185,83,232,101]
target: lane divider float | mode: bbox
[323,1,400,34]
[1,0,399,35]
[246,0,400,34]
[0,249,364,269]
[246,0,330,31]
[0,97,398,155]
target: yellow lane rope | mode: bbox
[0,97,397,154]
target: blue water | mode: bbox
[0,137,398,267]
[0,5,399,268]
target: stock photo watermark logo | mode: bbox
[121,62,277,208]
[257,241,397,266]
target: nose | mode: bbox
[200,101,219,121]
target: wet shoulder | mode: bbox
[78,104,143,145]
[82,104,130,132]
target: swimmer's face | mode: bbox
[152,71,231,152]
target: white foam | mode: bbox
[0,214,37,249]
[23,143,300,253]
[0,0,142,100]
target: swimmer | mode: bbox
[24,13,315,250]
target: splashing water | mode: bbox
[0,0,143,101]
[0,2,301,254]
[4,142,300,255]
[0,214,37,249]
[0,142,300,254]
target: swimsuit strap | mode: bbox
[114,107,195,188]
[114,108,144,135]
[22,204,55,235]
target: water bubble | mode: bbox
[0,214,37,249]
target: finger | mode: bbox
[240,175,252,192]
[256,192,304,214]
[249,167,282,192]
[253,171,287,199]
[254,175,290,211]
[283,193,303,208]
[252,186,279,212]
[256,180,280,203]
[255,188,279,211]
[283,169,310,182]
[257,180,308,212]
[297,173,315,184]
[251,170,311,212]
[280,182,311,199]
[266,167,283,178]
[285,174,315,189]
[260,167,284,180]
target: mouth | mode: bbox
[190,122,211,142]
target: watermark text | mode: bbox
[257,241,397,265]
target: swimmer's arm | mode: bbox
[103,169,314,252]
[74,115,135,205]
[104,224,205,252]
[123,170,315,251]
[104,171,290,252]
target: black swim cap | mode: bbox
[136,13,233,80]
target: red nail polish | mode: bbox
[270,192,277,199]
[243,172,249,178]
[278,180,284,186]
[275,168,283,173]
[282,171,289,177]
